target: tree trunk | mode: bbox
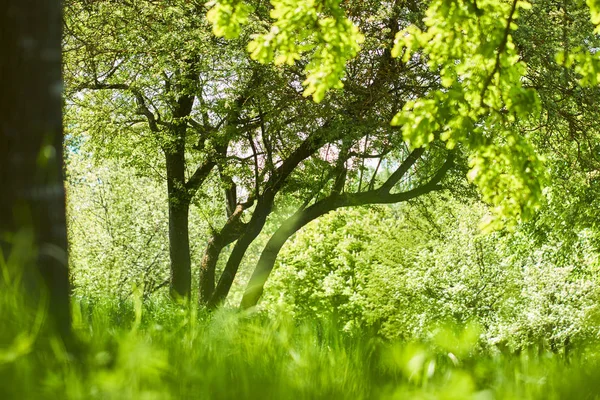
[199,236,219,304]
[165,149,192,300]
[206,132,336,307]
[0,0,71,342]
[240,198,338,309]
[208,197,271,308]
[167,199,191,300]
[198,173,239,303]
[207,227,260,308]
[198,217,247,304]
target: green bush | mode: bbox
[262,196,600,351]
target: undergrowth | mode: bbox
[2,290,600,399]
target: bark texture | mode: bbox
[165,133,193,299]
[198,203,248,304]
[0,0,72,342]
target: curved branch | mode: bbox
[240,151,453,309]
[77,82,161,133]
[378,147,425,193]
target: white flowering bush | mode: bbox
[262,194,600,351]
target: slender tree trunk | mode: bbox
[207,227,261,308]
[240,198,338,309]
[0,0,71,342]
[198,200,250,304]
[165,148,192,300]
[198,172,239,303]
[198,227,242,304]
[208,197,271,308]
[240,152,454,309]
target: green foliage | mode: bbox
[204,0,600,231]
[262,208,378,329]
[0,234,46,367]
[557,0,600,85]
[209,0,364,102]
[65,147,223,299]
[262,196,600,350]
[248,0,364,102]
[207,0,254,39]
[67,151,169,299]
[55,2,600,397]
[391,0,543,229]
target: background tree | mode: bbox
[64,0,256,300]
[240,146,454,308]
[516,0,600,251]
[64,0,600,311]
[64,0,456,307]
[66,153,173,300]
[260,196,600,351]
[208,0,548,228]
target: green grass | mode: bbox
[2,290,600,400]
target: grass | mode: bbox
[2,290,600,400]
[1,238,599,400]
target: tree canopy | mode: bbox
[208,0,600,229]
[64,0,456,306]
[62,0,600,310]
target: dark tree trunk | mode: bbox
[165,148,192,300]
[208,196,272,308]
[206,131,335,307]
[0,0,72,342]
[167,199,191,300]
[198,209,247,304]
[207,228,260,308]
[198,170,241,303]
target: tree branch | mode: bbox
[240,151,454,308]
[185,160,216,193]
[378,147,425,194]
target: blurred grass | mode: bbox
[2,255,600,399]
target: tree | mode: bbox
[65,0,600,309]
[66,153,174,300]
[204,0,600,310]
[64,0,456,307]
[207,0,600,228]
[0,0,71,342]
[64,0,253,300]
[260,195,600,350]
[240,148,454,308]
